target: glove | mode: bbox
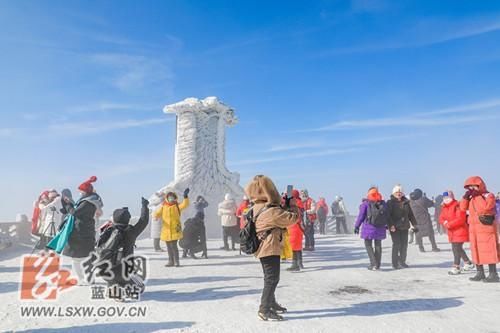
[141,197,149,207]
[183,188,190,198]
[354,227,360,234]
[470,189,480,198]
[412,226,419,233]
[463,190,472,200]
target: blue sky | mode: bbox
[1,0,500,219]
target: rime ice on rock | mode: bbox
[150,97,244,237]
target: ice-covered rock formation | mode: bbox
[150,97,244,237]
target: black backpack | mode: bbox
[367,201,389,227]
[240,205,273,255]
[331,201,341,215]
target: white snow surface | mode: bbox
[1,235,500,332]
[150,97,244,238]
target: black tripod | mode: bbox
[31,207,57,254]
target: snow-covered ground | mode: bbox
[1,234,499,333]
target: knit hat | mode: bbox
[78,176,97,194]
[367,188,382,202]
[410,189,423,200]
[113,207,131,225]
[392,184,404,195]
[48,189,59,199]
[442,191,455,200]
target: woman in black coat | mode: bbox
[63,176,103,285]
[386,185,418,270]
[180,212,208,259]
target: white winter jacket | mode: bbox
[38,198,63,236]
[218,198,238,227]
[150,217,163,239]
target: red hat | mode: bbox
[78,176,97,194]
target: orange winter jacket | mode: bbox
[439,200,468,243]
[459,176,499,265]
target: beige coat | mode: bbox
[253,202,299,259]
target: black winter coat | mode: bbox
[409,196,435,237]
[179,214,207,252]
[96,203,149,284]
[63,193,103,258]
[386,195,417,231]
[100,204,149,263]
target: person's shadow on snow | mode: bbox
[146,275,259,286]
[142,285,260,302]
[12,321,194,333]
[0,281,19,294]
[287,297,463,320]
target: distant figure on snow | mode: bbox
[354,187,389,271]
[409,189,440,253]
[331,196,348,234]
[154,188,190,267]
[386,184,418,270]
[316,197,329,235]
[218,193,239,251]
[301,189,316,251]
[151,192,166,252]
[438,191,474,275]
[460,176,499,283]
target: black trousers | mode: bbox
[165,240,180,265]
[259,255,280,313]
[304,223,315,249]
[390,229,409,266]
[451,242,471,266]
[416,230,438,250]
[364,239,382,268]
[336,216,348,234]
[318,217,327,234]
[222,226,237,250]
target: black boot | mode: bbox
[271,302,287,313]
[287,251,300,271]
[173,244,181,267]
[374,242,382,270]
[298,251,305,269]
[484,264,499,283]
[364,240,377,270]
[470,265,486,281]
[430,233,440,252]
[258,310,284,321]
[154,238,164,252]
[165,242,174,267]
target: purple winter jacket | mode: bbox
[496,200,500,223]
[355,200,387,240]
